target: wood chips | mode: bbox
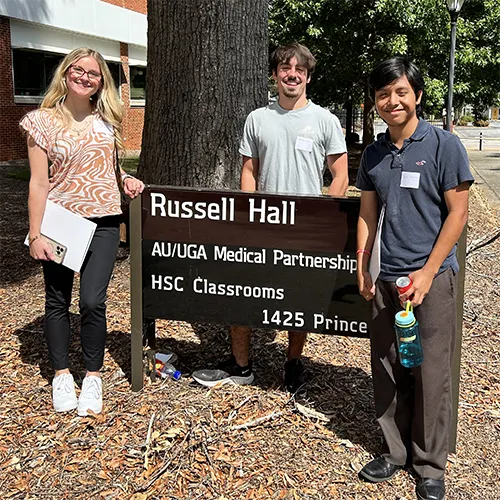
[1,163,499,499]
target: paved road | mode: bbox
[373,120,500,151]
[455,123,500,217]
[371,120,500,217]
[455,121,500,152]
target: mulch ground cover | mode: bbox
[0,161,499,500]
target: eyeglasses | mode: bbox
[70,65,102,81]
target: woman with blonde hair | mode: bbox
[20,47,144,416]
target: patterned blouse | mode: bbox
[20,108,122,218]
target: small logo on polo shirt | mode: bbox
[415,160,426,166]
[298,125,316,138]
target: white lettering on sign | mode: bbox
[150,193,235,221]
[273,250,357,273]
[152,242,208,260]
[248,199,296,225]
[151,275,185,291]
[313,313,368,333]
[262,309,305,328]
[150,193,298,225]
[214,246,266,264]
[192,277,285,300]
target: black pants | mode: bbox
[42,216,120,372]
[370,268,457,480]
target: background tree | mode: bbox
[455,0,500,120]
[270,0,500,144]
[138,0,268,188]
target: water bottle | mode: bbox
[394,301,424,368]
[158,362,182,380]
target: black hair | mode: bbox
[369,57,425,116]
[270,43,317,77]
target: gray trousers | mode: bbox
[370,268,457,479]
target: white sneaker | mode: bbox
[52,373,78,412]
[77,375,103,417]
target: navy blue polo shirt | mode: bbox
[356,119,474,280]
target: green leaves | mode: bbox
[269,0,500,115]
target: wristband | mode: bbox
[121,173,134,183]
[356,249,371,256]
[29,235,40,246]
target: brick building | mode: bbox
[0,0,147,161]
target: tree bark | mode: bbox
[138,0,268,188]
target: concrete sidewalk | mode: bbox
[467,150,500,218]
[454,124,500,219]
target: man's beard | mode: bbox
[282,86,300,98]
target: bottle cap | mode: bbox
[395,301,416,327]
[172,370,181,380]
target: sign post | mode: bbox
[130,194,144,392]
[449,227,467,453]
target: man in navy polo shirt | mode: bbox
[355,57,473,500]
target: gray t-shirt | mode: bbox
[239,101,346,195]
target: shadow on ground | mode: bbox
[122,320,382,454]
[0,164,42,286]
[13,314,83,383]
[13,312,382,455]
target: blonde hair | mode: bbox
[41,47,125,151]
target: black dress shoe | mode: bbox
[416,478,445,500]
[359,457,403,483]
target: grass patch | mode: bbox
[5,156,140,182]
[121,157,139,175]
[7,167,30,181]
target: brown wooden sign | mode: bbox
[138,186,370,336]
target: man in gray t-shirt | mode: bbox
[240,99,346,195]
[193,43,348,393]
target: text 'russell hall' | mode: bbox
[150,193,296,225]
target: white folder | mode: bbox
[25,200,97,272]
[369,204,385,284]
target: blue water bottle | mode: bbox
[394,301,424,368]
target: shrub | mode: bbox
[473,119,489,127]
[458,114,473,126]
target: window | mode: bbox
[13,48,121,102]
[13,49,64,97]
[107,62,122,90]
[130,66,146,100]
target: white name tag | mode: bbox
[295,136,314,152]
[400,171,420,189]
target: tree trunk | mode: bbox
[362,83,375,147]
[137,0,268,188]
